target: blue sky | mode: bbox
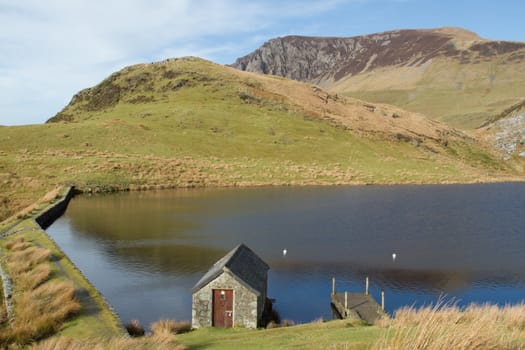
[1,0,524,125]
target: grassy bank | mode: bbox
[29,303,525,349]
[0,233,81,345]
[177,302,525,349]
[0,193,124,346]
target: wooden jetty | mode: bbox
[330,277,386,324]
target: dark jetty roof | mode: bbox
[192,244,269,294]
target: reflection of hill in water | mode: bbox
[110,243,226,275]
[66,193,201,241]
[64,193,232,275]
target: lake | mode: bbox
[46,183,525,326]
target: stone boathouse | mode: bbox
[192,244,269,328]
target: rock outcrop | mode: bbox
[482,101,525,160]
[493,113,525,160]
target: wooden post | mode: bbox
[332,277,336,295]
[344,291,348,310]
[365,276,369,295]
[381,290,385,311]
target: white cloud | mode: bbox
[0,0,373,125]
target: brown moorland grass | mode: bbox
[374,301,525,350]
[6,246,51,275]
[5,235,31,251]
[17,264,51,291]
[0,236,81,346]
[150,319,191,336]
[1,219,125,342]
[10,282,81,345]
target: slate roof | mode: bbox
[192,244,269,295]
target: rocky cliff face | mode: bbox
[481,100,525,160]
[492,113,525,160]
[232,27,525,84]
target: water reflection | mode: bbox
[47,183,525,324]
[110,244,225,274]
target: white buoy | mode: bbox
[392,253,397,262]
[283,249,287,256]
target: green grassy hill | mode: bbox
[0,57,520,222]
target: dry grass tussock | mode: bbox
[150,319,191,336]
[266,319,296,329]
[17,264,51,291]
[31,319,191,349]
[1,236,81,346]
[5,236,31,251]
[125,319,145,337]
[374,299,525,350]
[7,246,51,275]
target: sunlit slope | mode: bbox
[335,54,525,130]
[0,57,517,221]
[233,27,525,130]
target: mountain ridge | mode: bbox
[232,27,525,129]
[232,27,495,84]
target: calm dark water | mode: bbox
[46,183,525,326]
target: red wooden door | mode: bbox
[213,289,233,328]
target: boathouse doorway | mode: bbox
[213,289,234,328]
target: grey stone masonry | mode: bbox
[192,244,268,329]
[192,271,260,328]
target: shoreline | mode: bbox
[73,175,525,195]
[3,176,523,228]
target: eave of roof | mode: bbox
[192,243,269,293]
